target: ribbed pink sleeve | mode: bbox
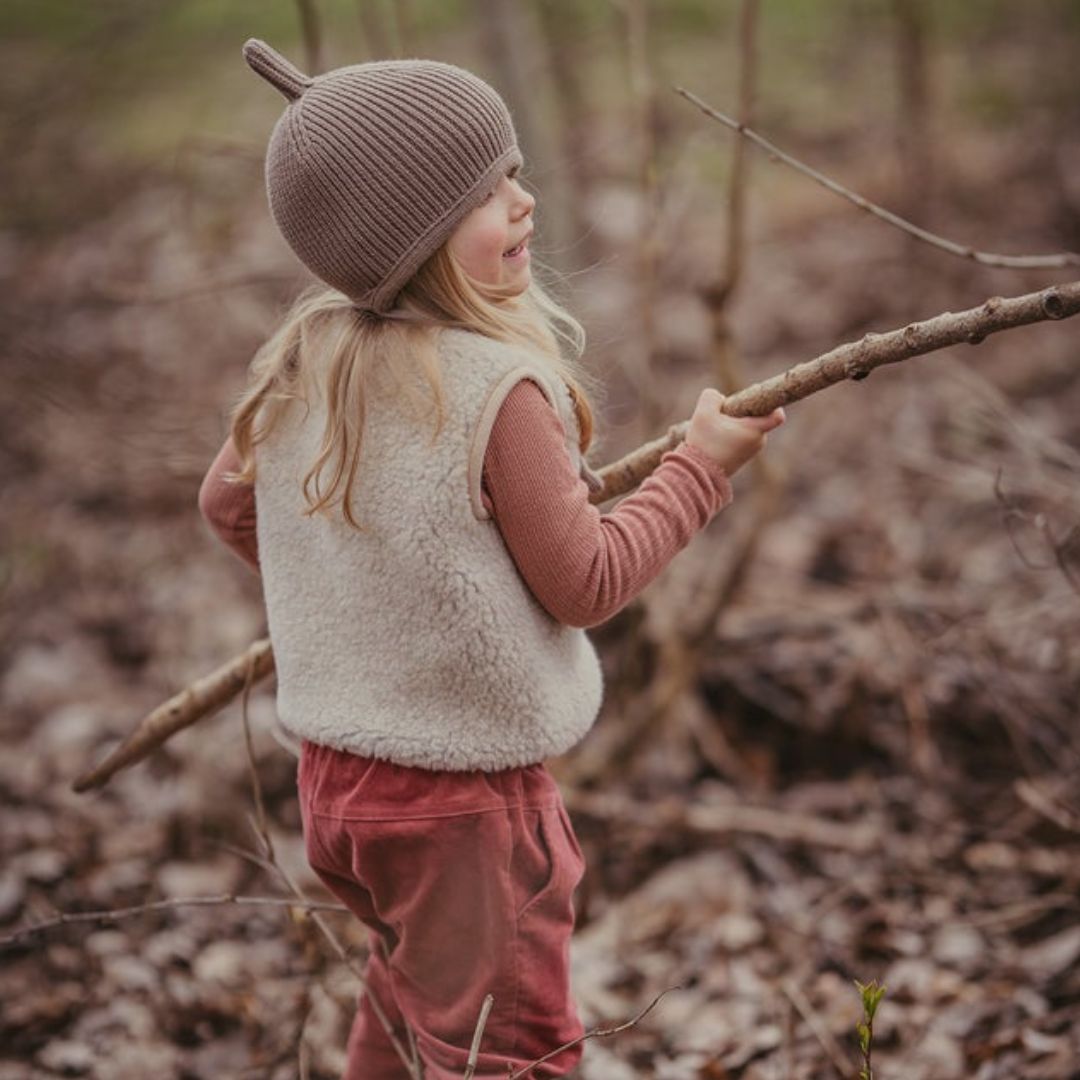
[197,380,734,623]
[198,438,260,574]
[481,379,732,628]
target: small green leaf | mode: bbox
[854,978,887,1021]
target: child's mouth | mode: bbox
[503,241,528,260]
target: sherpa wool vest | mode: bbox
[254,326,605,771]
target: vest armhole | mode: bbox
[467,366,559,521]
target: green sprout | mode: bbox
[853,979,887,1080]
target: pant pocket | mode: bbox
[557,802,587,889]
[516,805,580,922]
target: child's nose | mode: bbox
[515,187,535,215]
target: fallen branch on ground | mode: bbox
[71,279,1080,793]
[563,788,882,853]
[505,985,681,1080]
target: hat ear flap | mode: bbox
[243,38,314,102]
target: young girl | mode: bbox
[199,39,784,1080]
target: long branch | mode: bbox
[590,280,1080,501]
[71,279,1080,793]
[72,638,274,791]
[674,85,1080,270]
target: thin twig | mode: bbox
[780,978,856,1079]
[993,468,1080,596]
[505,985,681,1080]
[0,894,347,950]
[674,85,1080,269]
[1014,778,1080,834]
[464,994,495,1080]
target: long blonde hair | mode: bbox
[228,243,604,530]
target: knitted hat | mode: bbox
[243,39,524,313]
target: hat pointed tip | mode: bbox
[243,37,313,103]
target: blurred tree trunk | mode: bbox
[474,0,571,275]
[296,0,325,73]
[892,0,936,318]
[534,0,605,273]
[357,0,416,59]
[624,0,664,441]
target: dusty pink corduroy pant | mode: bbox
[297,738,586,1080]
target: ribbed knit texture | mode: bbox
[243,40,523,312]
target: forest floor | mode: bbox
[2,62,1080,1080]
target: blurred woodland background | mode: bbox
[2,1,1080,1078]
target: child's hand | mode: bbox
[685,388,786,476]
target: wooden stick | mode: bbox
[463,994,495,1080]
[71,279,1080,793]
[592,280,1080,504]
[71,638,274,792]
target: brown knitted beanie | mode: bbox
[242,39,524,313]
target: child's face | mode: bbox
[448,163,535,294]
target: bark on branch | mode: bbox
[71,279,1080,793]
[72,638,274,792]
[589,280,1080,502]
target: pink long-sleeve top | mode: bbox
[198,378,733,629]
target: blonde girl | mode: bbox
[199,39,783,1080]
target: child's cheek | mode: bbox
[478,221,506,261]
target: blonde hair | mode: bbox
[228,243,604,531]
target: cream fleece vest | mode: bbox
[254,326,605,770]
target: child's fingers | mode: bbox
[762,406,786,431]
[738,407,786,433]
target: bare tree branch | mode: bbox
[70,280,1080,792]
[463,994,495,1080]
[505,985,681,1080]
[674,85,1080,270]
[590,280,1080,503]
